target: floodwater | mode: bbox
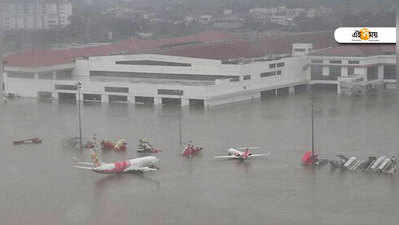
[0,90,398,225]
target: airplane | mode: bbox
[214,147,270,160]
[74,150,160,174]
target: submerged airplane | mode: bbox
[214,147,270,160]
[74,151,160,174]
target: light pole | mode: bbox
[76,81,82,151]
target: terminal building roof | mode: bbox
[310,44,395,57]
[3,30,339,68]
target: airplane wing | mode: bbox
[237,147,260,150]
[214,155,238,159]
[73,165,93,170]
[75,161,94,166]
[248,152,271,158]
[125,166,158,173]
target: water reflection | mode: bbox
[95,173,160,192]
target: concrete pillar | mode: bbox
[341,67,348,77]
[181,98,189,106]
[154,97,161,105]
[322,66,329,76]
[34,72,39,79]
[337,84,341,95]
[378,65,384,80]
[76,93,83,103]
[101,94,108,103]
[52,71,56,80]
[289,86,295,95]
[2,72,7,94]
[128,95,135,104]
[52,92,58,103]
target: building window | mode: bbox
[115,60,191,67]
[329,66,341,77]
[294,48,306,52]
[348,60,360,64]
[269,64,276,69]
[104,87,129,93]
[384,65,396,79]
[7,72,35,79]
[260,71,276,78]
[311,59,323,63]
[367,66,378,80]
[276,70,282,75]
[55,84,77,90]
[243,75,251,80]
[38,72,53,80]
[348,67,355,76]
[230,77,240,82]
[277,62,285,67]
[311,65,322,80]
[158,89,183,96]
[329,60,342,64]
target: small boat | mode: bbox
[13,138,42,145]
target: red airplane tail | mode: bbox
[243,149,250,159]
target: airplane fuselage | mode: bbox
[227,148,250,160]
[93,156,159,174]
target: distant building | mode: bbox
[199,15,213,24]
[0,0,72,30]
[270,16,294,26]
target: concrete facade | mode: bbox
[2,53,309,108]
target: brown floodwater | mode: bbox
[0,90,398,225]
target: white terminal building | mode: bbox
[1,31,396,108]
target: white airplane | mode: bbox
[214,147,270,160]
[74,151,160,174]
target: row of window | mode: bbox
[260,70,282,78]
[311,64,396,80]
[311,59,360,64]
[54,85,185,96]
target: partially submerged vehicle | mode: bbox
[13,137,42,145]
[101,139,127,151]
[301,151,328,167]
[137,139,161,153]
[329,154,397,175]
[181,143,203,158]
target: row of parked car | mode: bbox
[328,155,397,174]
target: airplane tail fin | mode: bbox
[243,149,250,159]
[90,150,102,167]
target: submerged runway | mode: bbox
[0,90,398,225]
